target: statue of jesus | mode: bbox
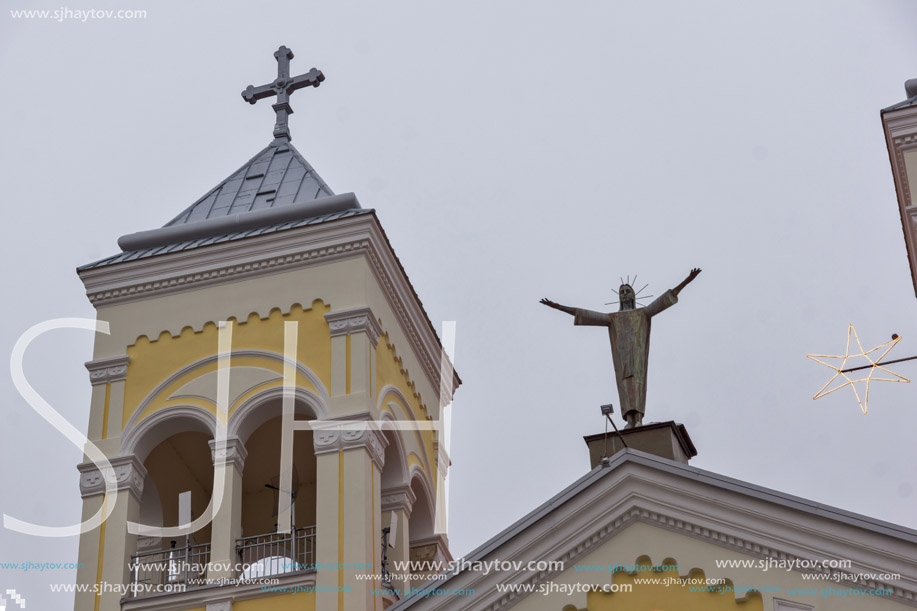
[540,268,701,429]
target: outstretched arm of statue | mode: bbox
[540,298,577,316]
[672,268,702,296]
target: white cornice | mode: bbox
[77,215,372,307]
[77,214,459,398]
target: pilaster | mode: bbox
[313,422,386,610]
[208,437,247,580]
[381,484,414,584]
[84,356,129,444]
[325,307,382,408]
[73,493,104,611]
[76,454,145,610]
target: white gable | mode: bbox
[392,449,917,611]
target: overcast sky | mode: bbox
[3,1,917,607]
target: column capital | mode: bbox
[313,421,387,470]
[410,534,451,564]
[84,355,130,386]
[381,484,416,516]
[324,306,383,347]
[433,439,451,477]
[209,436,248,473]
[77,454,146,500]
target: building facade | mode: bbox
[70,57,917,611]
[73,133,457,611]
[881,78,917,297]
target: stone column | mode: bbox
[313,423,386,611]
[75,454,145,611]
[207,437,247,581]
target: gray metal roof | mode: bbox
[78,207,372,271]
[883,96,917,113]
[78,140,356,271]
[165,141,334,226]
[883,79,917,112]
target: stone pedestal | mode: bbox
[584,420,697,468]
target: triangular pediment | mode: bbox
[391,450,917,611]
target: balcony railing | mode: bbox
[236,526,316,578]
[128,542,211,596]
[126,526,316,598]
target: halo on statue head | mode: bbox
[606,276,653,305]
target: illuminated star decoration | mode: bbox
[806,324,910,414]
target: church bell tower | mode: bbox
[72,46,458,611]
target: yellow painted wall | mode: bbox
[513,521,910,611]
[588,564,763,611]
[123,301,331,429]
[233,590,315,610]
[375,334,435,482]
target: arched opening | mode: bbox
[241,416,316,534]
[380,428,407,491]
[133,428,215,590]
[408,474,435,564]
[236,398,317,577]
[379,427,409,582]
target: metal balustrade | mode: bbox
[128,542,211,597]
[126,526,317,597]
[236,526,316,578]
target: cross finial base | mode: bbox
[272,101,294,142]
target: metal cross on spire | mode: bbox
[241,45,325,143]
